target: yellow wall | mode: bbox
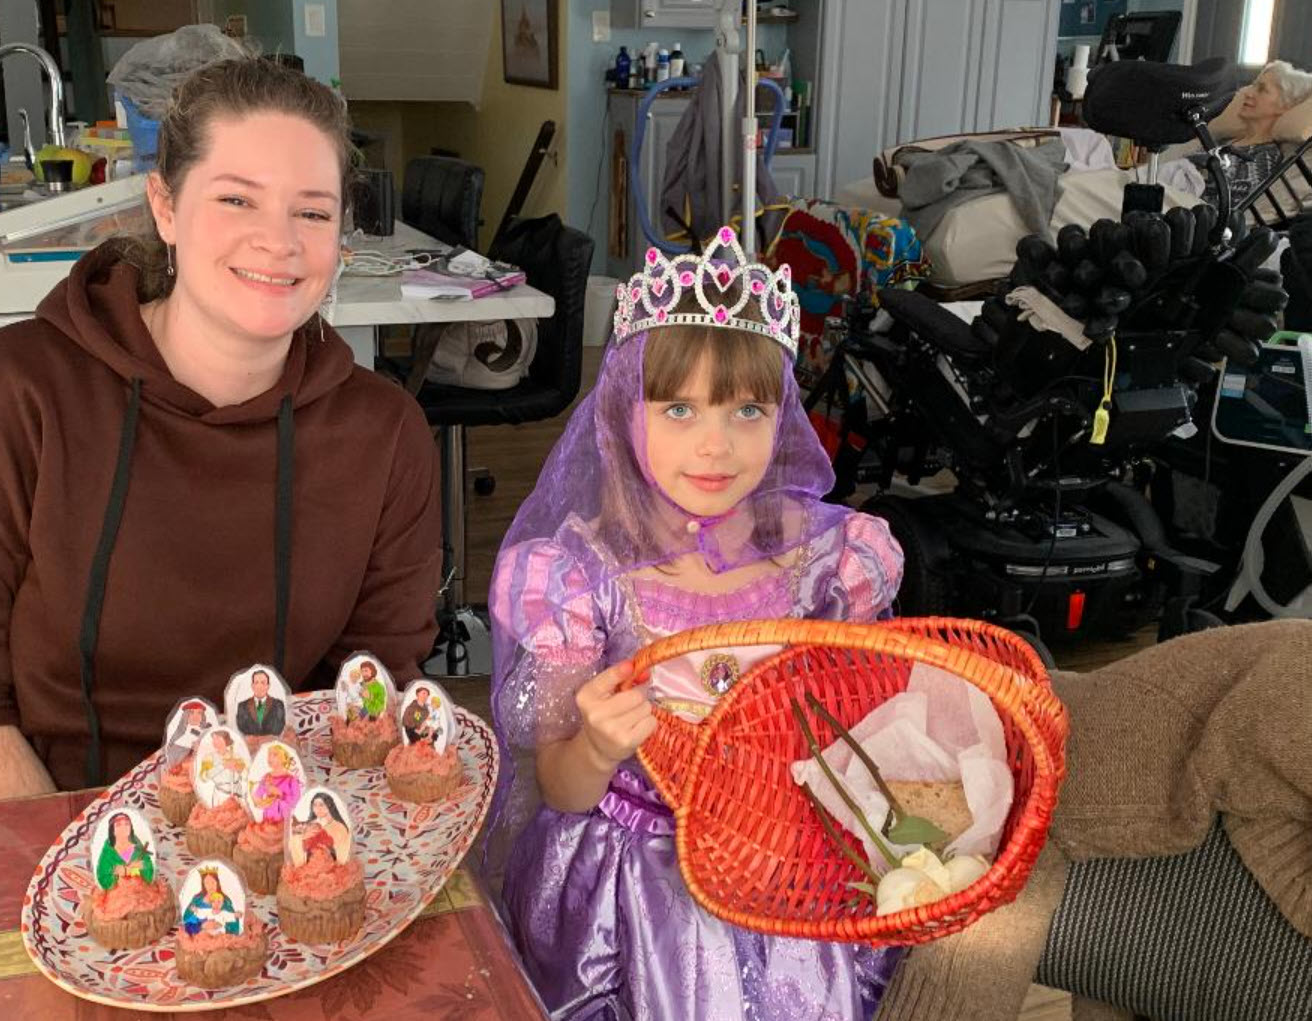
[348,0,567,250]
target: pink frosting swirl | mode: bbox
[237,818,284,855]
[162,756,194,793]
[280,853,365,900]
[88,876,170,920]
[331,712,398,744]
[384,741,459,778]
[187,796,250,835]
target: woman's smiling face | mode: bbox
[146,111,342,346]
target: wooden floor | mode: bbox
[451,345,1162,1020]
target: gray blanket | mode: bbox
[659,51,783,246]
[897,138,1068,242]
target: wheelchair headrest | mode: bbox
[1084,57,1234,147]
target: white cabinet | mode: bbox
[818,0,1058,196]
[610,0,720,30]
[975,0,1060,133]
[770,152,815,201]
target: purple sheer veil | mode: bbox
[483,230,853,893]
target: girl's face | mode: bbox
[202,874,218,895]
[644,352,777,518]
[312,797,330,820]
[112,816,131,841]
[146,111,342,347]
[1240,72,1289,125]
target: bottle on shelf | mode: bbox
[669,43,685,79]
[656,47,670,82]
[616,46,631,91]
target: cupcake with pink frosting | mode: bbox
[275,786,366,944]
[157,696,221,827]
[384,679,462,803]
[185,726,253,860]
[81,808,176,950]
[174,859,268,988]
[330,652,400,768]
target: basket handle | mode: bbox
[625,620,921,688]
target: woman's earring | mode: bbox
[165,245,175,277]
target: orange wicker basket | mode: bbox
[623,617,1068,945]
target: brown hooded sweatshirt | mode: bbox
[0,242,442,790]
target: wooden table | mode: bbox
[0,790,548,1020]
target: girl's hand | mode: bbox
[574,661,655,769]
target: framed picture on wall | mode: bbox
[501,0,558,90]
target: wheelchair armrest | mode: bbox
[877,288,993,364]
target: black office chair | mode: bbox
[402,156,485,250]
[394,214,594,678]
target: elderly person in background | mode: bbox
[1187,59,1312,207]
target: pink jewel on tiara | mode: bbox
[751,279,766,294]
[719,227,734,244]
[713,306,728,324]
[716,268,732,287]
[631,287,641,300]
[646,248,659,265]
[652,279,666,297]
[680,271,695,286]
[656,308,667,322]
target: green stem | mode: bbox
[791,698,901,870]
[800,783,883,890]
[804,692,907,823]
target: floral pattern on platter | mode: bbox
[19,695,498,1013]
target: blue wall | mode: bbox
[566,0,787,270]
[291,0,341,84]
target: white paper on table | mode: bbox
[790,661,1015,871]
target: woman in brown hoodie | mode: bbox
[0,59,442,796]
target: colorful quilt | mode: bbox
[764,199,932,387]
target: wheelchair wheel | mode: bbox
[861,495,950,617]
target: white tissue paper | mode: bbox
[790,661,1015,870]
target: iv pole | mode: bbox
[715,0,758,257]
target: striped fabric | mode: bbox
[1037,822,1312,1020]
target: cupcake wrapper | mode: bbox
[385,766,461,804]
[174,933,269,989]
[159,785,197,829]
[233,844,284,895]
[331,733,397,769]
[276,878,366,944]
[82,893,177,950]
[185,825,239,861]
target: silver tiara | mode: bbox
[612,226,800,357]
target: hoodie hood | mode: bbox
[35,241,355,423]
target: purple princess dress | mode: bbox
[487,229,907,1020]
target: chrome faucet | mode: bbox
[0,42,67,152]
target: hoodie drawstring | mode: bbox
[77,387,296,788]
[274,394,294,675]
[79,378,142,787]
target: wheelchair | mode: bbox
[812,57,1296,646]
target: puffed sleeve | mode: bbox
[831,512,904,622]
[489,538,607,751]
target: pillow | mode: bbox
[1274,95,1312,143]
[1209,90,1312,143]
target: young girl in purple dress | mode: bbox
[488,227,906,1020]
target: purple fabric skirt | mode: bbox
[501,768,904,1020]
